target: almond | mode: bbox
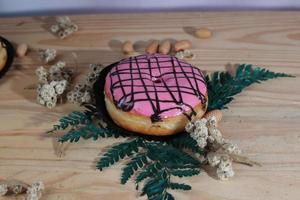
[146,40,159,54]
[158,40,171,54]
[203,109,222,123]
[174,40,192,52]
[122,40,134,54]
[195,28,213,39]
[16,43,28,57]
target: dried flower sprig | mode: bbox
[0,179,44,200]
[67,63,104,104]
[50,16,78,39]
[175,49,195,60]
[185,116,256,180]
[38,48,57,64]
[36,61,73,108]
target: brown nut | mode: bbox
[203,109,222,123]
[16,43,28,57]
[122,40,134,54]
[158,40,171,55]
[146,40,159,54]
[174,40,192,52]
[195,28,213,39]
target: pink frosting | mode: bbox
[104,54,207,120]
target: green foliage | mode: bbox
[136,161,163,185]
[121,153,149,184]
[170,169,200,178]
[59,123,110,143]
[51,65,292,200]
[206,64,293,111]
[96,138,145,171]
[169,183,191,191]
[167,132,204,155]
[134,143,199,200]
[48,104,97,133]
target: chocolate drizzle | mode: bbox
[108,54,207,123]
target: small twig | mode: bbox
[229,153,262,167]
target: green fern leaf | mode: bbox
[146,143,200,168]
[136,162,163,185]
[121,153,149,184]
[97,138,145,171]
[207,64,293,111]
[142,170,168,198]
[48,111,92,133]
[169,182,191,191]
[167,132,204,155]
[59,123,109,143]
[170,169,200,178]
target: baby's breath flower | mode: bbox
[38,49,56,64]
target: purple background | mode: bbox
[1,0,300,16]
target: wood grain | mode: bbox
[0,12,300,200]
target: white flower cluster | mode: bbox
[185,116,242,180]
[38,48,56,64]
[207,152,234,181]
[50,16,78,39]
[186,118,208,148]
[26,181,44,200]
[0,180,44,200]
[67,63,103,104]
[36,61,72,108]
[175,49,195,60]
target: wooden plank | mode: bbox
[0,12,299,200]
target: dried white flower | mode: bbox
[207,124,224,144]
[50,24,60,33]
[40,84,56,102]
[53,80,67,95]
[50,16,78,39]
[207,116,218,127]
[26,181,44,200]
[38,48,56,64]
[189,119,209,148]
[0,184,8,196]
[207,152,221,167]
[216,166,234,181]
[185,121,195,133]
[67,63,103,104]
[216,155,234,181]
[35,66,49,83]
[36,60,73,108]
[222,142,242,155]
[175,49,195,60]
[85,63,104,86]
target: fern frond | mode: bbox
[59,123,111,143]
[170,169,200,178]
[168,182,191,191]
[142,169,169,198]
[207,64,293,111]
[121,153,149,184]
[136,162,163,185]
[167,132,204,155]
[96,138,145,171]
[146,143,200,168]
[48,111,93,133]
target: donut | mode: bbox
[0,42,7,71]
[104,54,207,136]
[0,36,14,79]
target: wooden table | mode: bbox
[0,12,299,200]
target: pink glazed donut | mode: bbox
[104,54,207,136]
